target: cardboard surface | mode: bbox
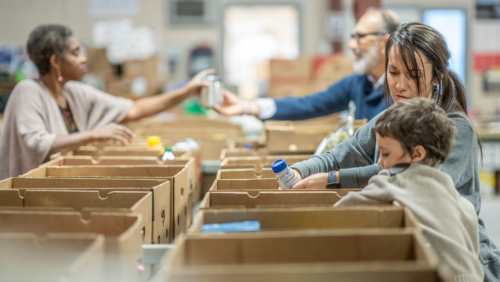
[264,119,367,153]
[41,155,199,229]
[160,230,440,282]
[0,190,153,244]
[22,163,193,240]
[216,168,275,180]
[0,211,142,282]
[0,233,104,282]
[220,155,311,170]
[189,206,419,234]
[199,190,358,209]
[0,177,172,244]
[208,178,361,192]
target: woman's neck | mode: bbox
[41,74,66,108]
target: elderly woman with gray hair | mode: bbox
[0,24,212,179]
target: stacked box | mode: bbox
[0,211,142,282]
[0,177,171,243]
[0,233,104,282]
[158,229,441,282]
[22,162,194,240]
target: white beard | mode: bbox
[352,43,381,75]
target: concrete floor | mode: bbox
[480,196,500,246]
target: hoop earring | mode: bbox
[57,70,63,82]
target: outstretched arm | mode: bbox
[121,69,215,123]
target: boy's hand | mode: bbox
[291,173,328,190]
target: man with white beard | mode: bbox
[214,9,400,121]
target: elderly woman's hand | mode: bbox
[92,123,136,145]
[184,69,216,97]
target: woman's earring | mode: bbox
[57,70,63,82]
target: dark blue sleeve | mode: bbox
[270,75,355,121]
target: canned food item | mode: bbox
[200,75,224,107]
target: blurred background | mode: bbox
[0,0,499,240]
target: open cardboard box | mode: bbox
[21,163,193,240]
[225,137,265,150]
[0,233,104,282]
[217,168,275,179]
[0,190,153,244]
[264,119,367,153]
[74,145,191,158]
[208,178,361,193]
[189,205,419,234]
[0,210,142,282]
[219,148,313,160]
[199,190,359,210]
[0,177,171,243]
[159,229,441,282]
[42,155,200,227]
[220,155,311,170]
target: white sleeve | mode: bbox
[255,98,277,120]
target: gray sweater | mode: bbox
[335,163,483,282]
[291,111,500,281]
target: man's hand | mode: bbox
[291,172,328,190]
[213,90,246,116]
[92,123,136,145]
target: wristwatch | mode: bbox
[326,171,341,189]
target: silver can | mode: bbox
[200,75,224,107]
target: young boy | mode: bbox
[335,98,483,282]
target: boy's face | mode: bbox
[376,133,414,169]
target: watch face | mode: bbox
[327,183,340,189]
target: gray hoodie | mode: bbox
[291,111,500,281]
[335,163,483,282]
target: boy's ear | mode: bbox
[412,145,426,163]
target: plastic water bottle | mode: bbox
[271,159,299,190]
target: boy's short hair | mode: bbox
[375,98,455,167]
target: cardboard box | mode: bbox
[0,233,104,282]
[270,56,312,79]
[268,57,312,99]
[265,119,367,153]
[220,155,311,170]
[22,165,191,240]
[0,177,171,243]
[226,137,264,150]
[220,148,311,160]
[310,54,353,92]
[0,211,142,282]
[86,48,114,80]
[0,190,153,244]
[121,56,163,97]
[199,190,358,209]
[159,230,440,282]
[41,155,199,229]
[268,82,311,99]
[217,168,275,179]
[189,205,419,234]
[74,146,169,157]
[208,178,361,192]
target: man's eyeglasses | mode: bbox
[350,32,385,41]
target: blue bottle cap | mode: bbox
[271,159,288,173]
[244,143,254,149]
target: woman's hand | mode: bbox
[291,172,328,190]
[92,123,136,145]
[184,69,216,97]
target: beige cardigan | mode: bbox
[0,79,133,179]
[335,163,484,282]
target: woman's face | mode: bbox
[59,36,87,81]
[387,45,438,103]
